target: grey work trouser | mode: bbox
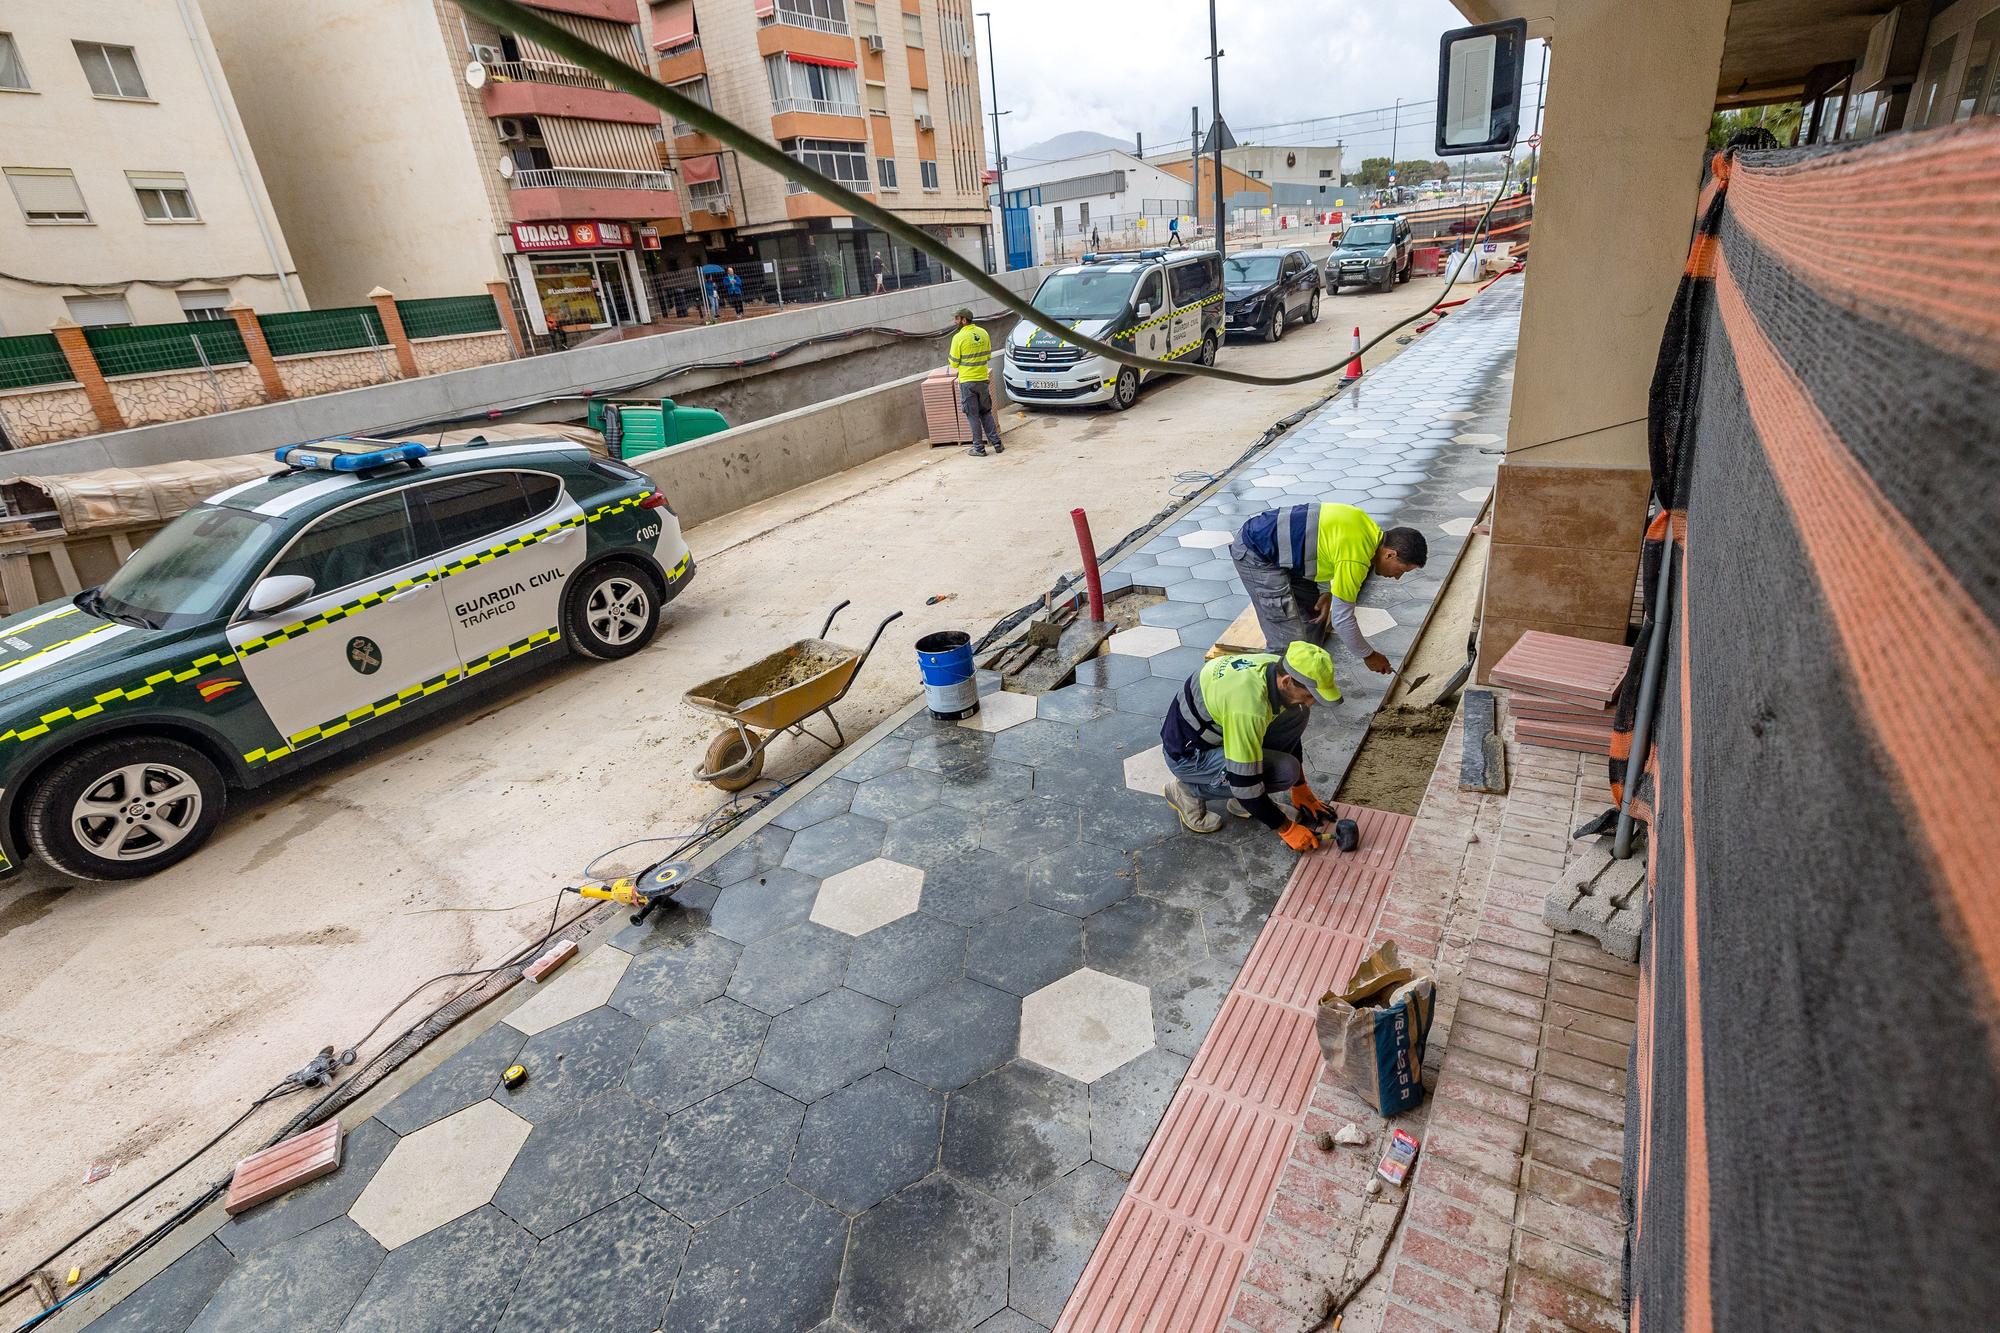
[959,381,1001,448]
[1163,703,1310,803]
[1230,542,1327,653]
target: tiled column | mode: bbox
[367,287,420,379]
[49,319,125,433]
[225,303,288,402]
[485,281,526,357]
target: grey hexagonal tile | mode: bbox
[644,1079,807,1224]
[1088,1047,1192,1174]
[781,813,887,879]
[933,757,1035,810]
[850,767,942,822]
[1146,645,1210,680]
[941,1062,1090,1204]
[1026,754,1127,807]
[609,888,718,955]
[989,718,1082,767]
[979,796,1082,861]
[881,805,984,870]
[708,867,823,945]
[340,1206,532,1333]
[727,922,851,1016]
[662,1183,845,1333]
[1134,600,1206,629]
[1007,1161,1128,1328]
[1036,683,1113,724]
[967,905,1084,995]
[1150,953,1238,1057]
[492,1090,665,1239]
[496,1194,689,1333]
[837,736,912,782]
[1086,897,1205,984]
[1114,675,1181,717]
[844,911,966,1005]
[772,779,859,831]
[755,988,894,1102]
[909,725,1001,772]
[1166,577,1231,605]
[1025,841,1134,917]
[885,978,1019,1091]
[623,995,770,1114]
[1076,709,1165,762]
[608,932,742,1025]
[790,1070,942,1214]
[1077,786,1184,855]
[377,1025,523,1137]
[837,1174,1009,1333]
[708,827,795,888]
[499,1008,646,1125]
[919,849,1028,925]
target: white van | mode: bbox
[1002,249,1223,411]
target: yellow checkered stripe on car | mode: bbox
[0,621,122,680]
[1109,292,1223,343]
[0,651,241,747]
[665,551,691,583]
[237,491,653,657]
[244,627,561,765]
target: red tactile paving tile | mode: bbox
[1130,1086,1296,1242]
[1059,1198,1246,1333]
[1273,858,1394,936]
[1508,692,1611,721]
[1237,918,1372,1011]
[522,938,578,982]
[1517,718,1613,754]
[1490,631,1631,705]
[224,1121,341,1215]
[1185,994,1323,1115]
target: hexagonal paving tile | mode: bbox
[1077,709,1166,763]
[608,932,742,1024]
[1114,675,1181,717]
[790,1069,942,1214]
[1088,1047,1193,1174]
[956,689,1037,732]
[1007,1161,1127,1328]
[662,1184,845,1333]
[491,1089,665,1239]
[1440,515,1476,537]
[496,1194,690,1333]
[1035,683,1113,724]
[941,1061,1090,1204]
[781,813,887,879]
[988,718,1082,769]
[499,1008,646,1124]
[839,736,912,781]
[1024,752,1126,807]
[850,768,942,822]
[707,826,795,888]
[810,857,924,936]
[1025,841,1134,917]
[1018,968,1155,1083]
[623,995,770,1114]
[1176,528,1234,549]
[341,1206,534,1333]
[1078,785,1184,854]
[1121,744,1173,797]
[919,848,1028,925]
[1457,485,1492,503]
[979,796,1082,861]
[967,905,1084,995]
[837,1173,1010,1333]
[933,757,1035,810]
[1146,645,1210,681]
[504,944,630,1037]
[881,805,984,870]
[1355,606,1397,639]
[886,977,1020,1091]
[908,726,998,774]
[1150,952,1239,1057]
[350,1100,533,1249]
[643,1079,806,1224]
[771,778,858,832]
[844,910,966,1005]
[1135,600,1206,630]
[754,987,894,1102]
[376,1024,523,1137]
[708,867,822,945]
[727,922,851,1016]
[1103,625,1179,658]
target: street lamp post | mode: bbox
[977,11,1007,271]
[1207,0,1224,259]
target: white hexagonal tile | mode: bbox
[1105,626,1180,658]
[1454,432,1500,445]
[1122,745,1172,797]
[1253,474,1298,488]
[1019,968,1155,1083]
[958,688,1037,732]
[1439,411,1476,421]
[1355,607,1398,638]
[504,943,630,1036]
[1440,516,1476,538]
[1347,427,1387,439]
[1457,486,1491,504]
[351,1100,531,1249]
[1177,529,1234,550]
[811,857,924,936]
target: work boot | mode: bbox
[991,438,1005,454]
[1226,798,1294,819]
[1165,779,1222,834]
[967,446,988,457]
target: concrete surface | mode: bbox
[0,274,1461,1290]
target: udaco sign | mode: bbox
[510,221,634,251]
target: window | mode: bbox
[903,12,923,47]
[1915,35,1960,128]
[129,171,198,222]
[855,3,878,39]
[74,41,147,99]
[100,505,279,631]
[178,289,231,321]
[1134,272,1162,313]
[1958,12,2000,121]
[765,53,859,116]
[877,156,897,189]
[0,33,31,91]
[270,493,420,594]
[414,474,539,554]
[6,167,89,223]
[865,81,887,114]
[1078,201,1089,227]
[919,158,939,190]
[1249,169,1263,179]
[64,294,130,327]
[783,137,869,191]
[668,76,710,135]
[1168,259,1210,306]
[911,88,929,118]
[1318,169,1333,178]
[767,0,849,36]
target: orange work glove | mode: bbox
[1279,821,1320,853]
[1289,781,1332,822]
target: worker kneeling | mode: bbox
[1160,642,1341,850]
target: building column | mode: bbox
[366,287,420,379]
[486,281,526,356]
[49,319,125,434]
[1476,0,1733,681]
[226,303,289,402]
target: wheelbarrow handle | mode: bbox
[858,610,904,661]
[818,600,853,639]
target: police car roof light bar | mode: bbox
[1079,248,1167,265]
[274,438,432,473]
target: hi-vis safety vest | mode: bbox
[949,324,992,383]
[1243,502,1382,602]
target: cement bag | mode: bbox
[1316,940,1436,1116]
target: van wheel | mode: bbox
[567,560,659,661]
[1110,367,1140,410]
[26,738,227,881]
[1197,332,1218,367]
[1305,289,1322,323]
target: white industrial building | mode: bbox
[991,149,1202,263]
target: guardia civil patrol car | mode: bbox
[0,436,692,881]
[1002,249,1223,410]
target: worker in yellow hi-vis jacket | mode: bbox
[949,307,1005,458]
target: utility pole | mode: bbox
[977,11,1007,270]
[1207,0,1224,258]
[1189,105,1200,230]
[1390,97,1401,171]
[1527,40,1548,189]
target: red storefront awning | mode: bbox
[652,0,696,50]
[680,154,722,185]
[787,52,857,69]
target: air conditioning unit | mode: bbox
[866,34,885,52]
[917,114,935,132]
[472,43,505,65]
[497,117,528,143]
[705,199,729,215]
[959,42,974,58]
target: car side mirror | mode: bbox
[1435,19,1527,156]
[1135,301,1153,319]
[246,574,315,617]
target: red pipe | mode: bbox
[1071,508,1105,622]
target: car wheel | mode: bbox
[1110,366,1140,411]
[1263,307,1285,343]
[567,559,660,661]
[1397,260,1411,284]
[1305,289,1322,323]
[1197,332,1218,367]
[1377,269,1396,295]
[26,738,226,881]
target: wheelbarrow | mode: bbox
[687,601,903,791]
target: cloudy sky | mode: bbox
[978,0,1511,166]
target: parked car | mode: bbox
[1324,214,1414,293]
[1003,248,1223,411]
[1223,248,1322,342]
[0,437,692,880]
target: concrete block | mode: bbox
[522,938,578,982]
[1459,689,1507,794]
[1543,840,1646,963]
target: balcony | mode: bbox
[655,39,706,84]
[509,167,681,222]
[771,94,861,118]
[483,61,661,125]
[759,10,849,36]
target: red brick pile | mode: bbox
[1489,632,1629,756]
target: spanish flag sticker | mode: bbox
[196,678,242,704]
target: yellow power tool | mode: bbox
[571,860,695,924]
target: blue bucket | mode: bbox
[914,630,979,720]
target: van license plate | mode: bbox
[1031,379,1059,391]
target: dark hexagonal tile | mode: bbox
[643,1079,807,1224]
[772,778,859,832]
[82,1236,235,1333]
[1199,878,1286,968]
[1141,563,1194,587]
[1086,897,1205,984]
[168,1219,381,1333]
[1175,618,1234,650]
[707,866,822,945]
[1071,655,1153,693]
[610,888,718,955]
[880,806,984,870]
[790,1069,942,1214]
[1130,826,1282,912]
[941,1061,1090,1204]
[1146,644,1209,681]
[837,736,912,782]
[1185,557,1236,584]
[906,727,997,775]
[340,1207,532,1333]
[967,905,1084,996]
[886,978,1019,1091]
[1134,600,1206,630]
[1088,1048,1192,1174]
[933,757,1034,811]
[1150,953,1238,1057]
[493,1089,666,1238]
[1007,1161,1128,1328]
[609,932,742,1025]
[846,911,967,1005]
[662,1184,845,1333]
[851,767,942,822]
[1075,709,1165,762]
[973,1310,1051,1333]
[1165,577,1231,604]
[727,922,851,1016]
[755,987,894,1102]
[1153,546,1206,567]
[1027,755,1127,807]
[988,718,1082,767]
[500,1008,646,1124]
[377,1024,523,1136]
[707,827,795,888]
[920,849,1028,925]
[1078,786,1184,855]
[1113,675,1180,717]
[496,1194,689,1333]
[782,813,887,879]
[1204,594,1250,619]
[978,796,1082,861]
[623,995,770,1114]
[1024,841,1134,917]
[1035,684,1113,724]
[836,1174,1009,1333]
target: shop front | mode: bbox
[506,220,654,336]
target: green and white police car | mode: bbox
[0,436,693,881]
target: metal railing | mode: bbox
[511,167,677,191]
[758,10,850,36]
[654,33,701,56]
[770,94,861,118]
[486,58,608,89]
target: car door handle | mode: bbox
[385,583,427,604]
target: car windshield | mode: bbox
[1032,268,1143,320]
[95,505,280,630]
[1342,223,1396,248]
[1224,256,1282,284]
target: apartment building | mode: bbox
[0,0,301,334]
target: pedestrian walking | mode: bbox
[1168,215,1186,248]
[1228,501,1427,672]
[873,250,886,294]
[724,266,744,316]
[948,307,1003,458]
[1090,226,1101,251]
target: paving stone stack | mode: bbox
[1489,630,1629,755]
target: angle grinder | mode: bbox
[570,859,696,924]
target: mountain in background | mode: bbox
[1004,130,1138,168]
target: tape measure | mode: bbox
[501,1063,528,1090]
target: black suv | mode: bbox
[1324,214,1413,294]
[1222,248,1322,343]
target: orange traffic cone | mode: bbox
[1343,326,1364,381]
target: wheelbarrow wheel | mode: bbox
[703,730,764,791]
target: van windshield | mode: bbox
[1342,223,1396,248]
[1033,268,1142,320]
